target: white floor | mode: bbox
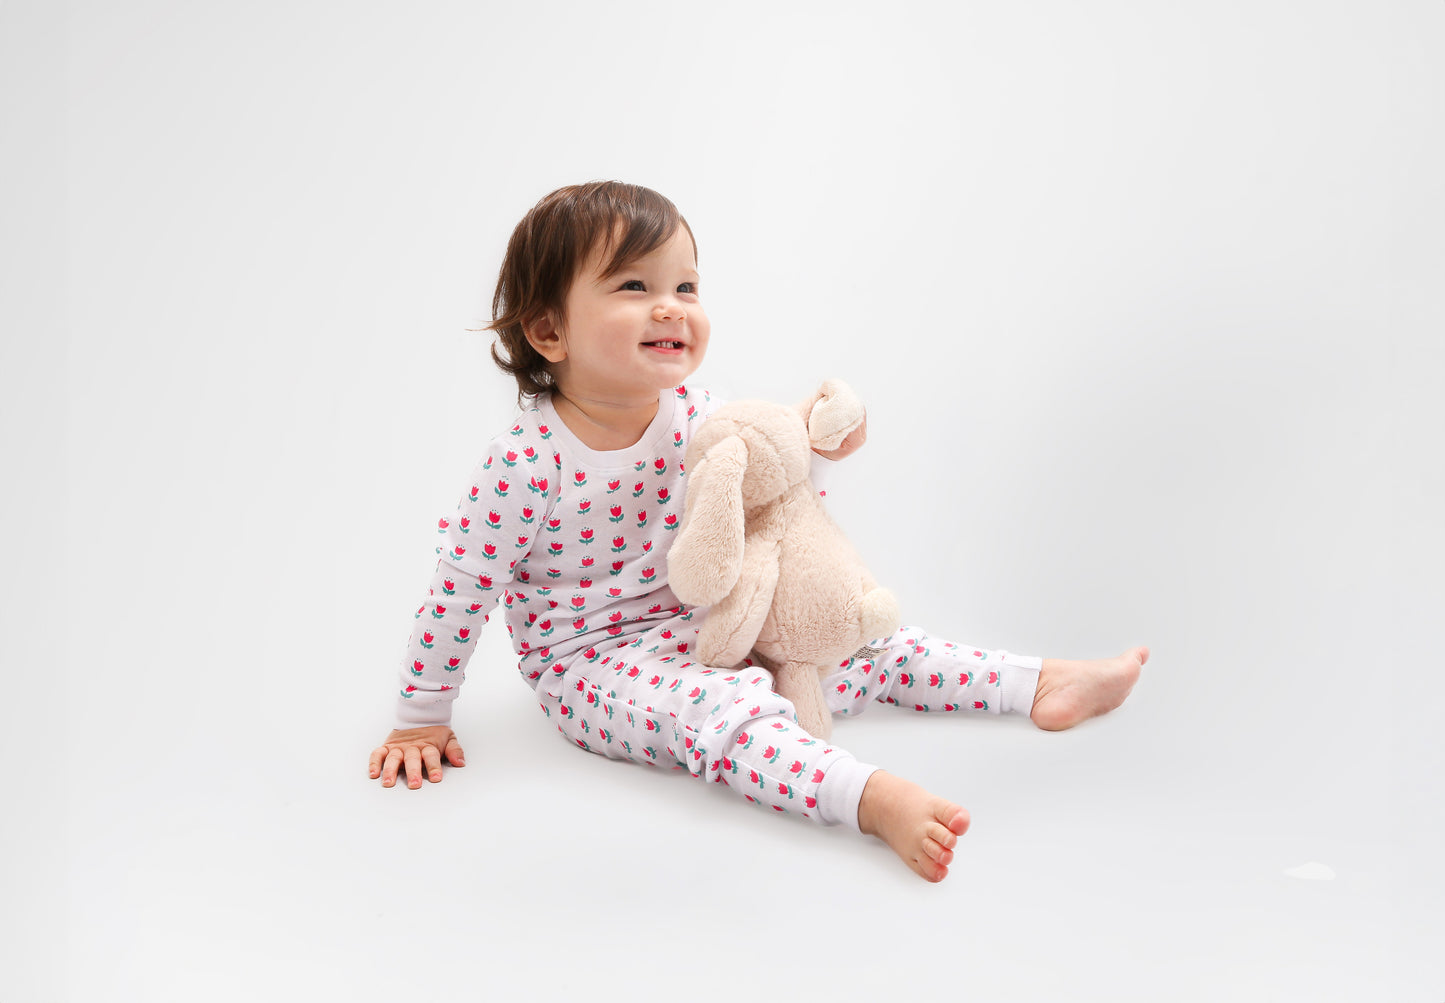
[5,3,1443,1000]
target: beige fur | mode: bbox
[667,381,900,739]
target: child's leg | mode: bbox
[823,626,1149,731]
[822,626,1043,719]
[543,650,970,880]
[543,641,877,828]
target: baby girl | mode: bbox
[367,180,1147,881]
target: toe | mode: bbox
[935,803,970,836]
[919,857,948,882]
[923,837,955,866]
[926,821,958,851]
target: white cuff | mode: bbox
[816,754,880,833]
[998,651,1043,716]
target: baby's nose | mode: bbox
[653,300,686,322]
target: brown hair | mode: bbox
[487,181,696,403]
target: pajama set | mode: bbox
[394,385,1044,830]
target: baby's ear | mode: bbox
[523,311,568,363]
[797,379,865,451]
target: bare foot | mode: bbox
[1031,646,1149,732]
[856,771,970,882]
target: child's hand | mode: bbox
[368,726,465,789]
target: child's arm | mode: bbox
[369,428,553,786]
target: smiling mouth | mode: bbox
[644,341,684,350]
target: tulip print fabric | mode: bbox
[396,385,718,727]
[823,629,1043,718]
[392,383,1043,828]
[540,618,876,826]
[536,620,1042,827]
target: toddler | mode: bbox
[367,181,1147,882]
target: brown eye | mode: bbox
[677,282,697,294]
[620,280,645,291]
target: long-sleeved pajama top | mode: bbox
[395,385,720,727]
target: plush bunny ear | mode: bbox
[667,434,750,607]
[795,379,866,451]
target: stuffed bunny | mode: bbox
[667,380,900,739]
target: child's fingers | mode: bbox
[444,737,466,767]
[367,746,386,778]
[380,747,404,787]
[421,744,443,782]
[404,746,424,788]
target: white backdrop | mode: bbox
[4,1,1442,1000]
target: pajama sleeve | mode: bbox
[809,453,841,499]
[393,440,554,728]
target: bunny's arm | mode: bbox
[668,435,748,606]
[696,531,782,668]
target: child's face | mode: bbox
[549,226,709,405]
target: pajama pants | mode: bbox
[536,615,1043,832]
